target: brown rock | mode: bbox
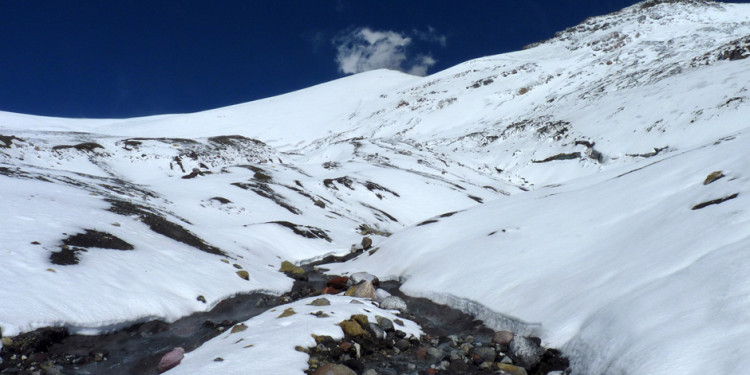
[322,286,341,295]
[327,276,349,289]
[704,170,724,185]
[236,270,250,280]
[361,236,373,250]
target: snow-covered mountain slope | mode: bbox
[2,1,750,374]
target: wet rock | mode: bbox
[379,296,407,312]
[493,330,514,347]
[156,347,184,373]
[395,339,411,351]
[375,316,395,332]
[311,362,357,375]
[280,260,306,275]
[473,346,497,363]
[368,323,386,340]
[426,346,444,360]
[509,336,545,369]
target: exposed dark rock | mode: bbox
[232,182,301,215]
[468,195,484,203]
[210,197,232,204]
[107,199,226,256]
[182,168,212,179]
[532,152,581,163]
[63,229,134,250]
[417,219,439,226]
[692,193,739,210]
[207,135,265,147]
[357,224,391,237]
[627,146,668,158]
[50,246,85,265]
[267,221,332,242]
[0,135,23,148]
[364,181,400,198]
[323,176,355,190]
[361,203,399,222]
[52,142,104,152]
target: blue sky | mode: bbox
[0,0,744,118]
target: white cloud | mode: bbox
[413,26,447,47]
[333,27,442,76]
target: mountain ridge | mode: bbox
[2,1,750,374]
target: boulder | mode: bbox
[375,316,395,332]
[345,281,377,300]
[280,260,305,275]
[375,288,391,303]
[361,236,373,250]
[350,272,379,286]
[509,336,545,369]
[379,296,407,312]
[157,347,185,373]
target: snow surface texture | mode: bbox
[168,296,420,375]
[1,1,750,374]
